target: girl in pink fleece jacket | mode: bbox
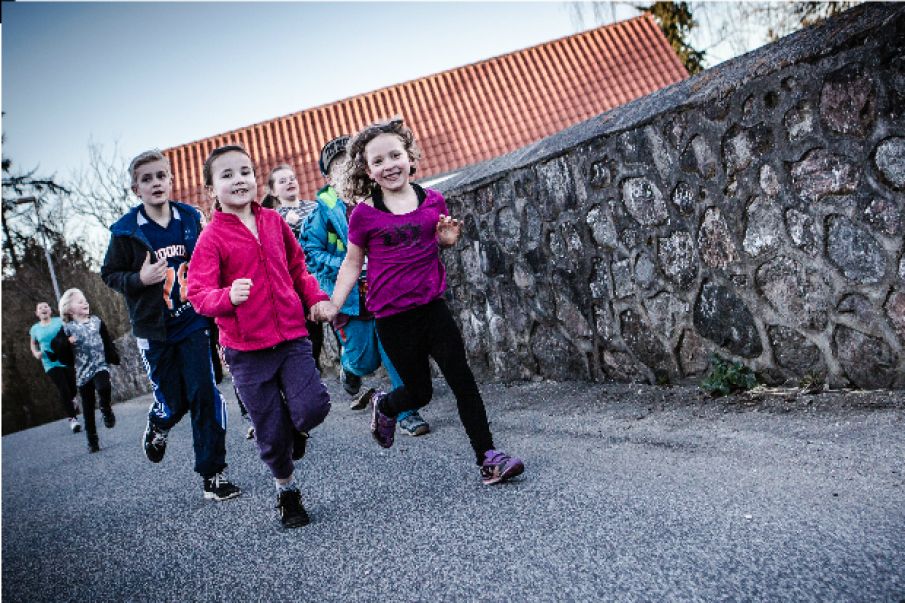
[187,144,338,529]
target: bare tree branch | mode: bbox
[66,141,134,231]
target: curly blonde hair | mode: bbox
[341,116,421,201]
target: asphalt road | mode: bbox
[3,378,904,602]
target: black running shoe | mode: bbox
[276,488,310,528]
[102,411,116,429]
[340,367,361,396]
[142,421,168,463]
[292,430,309,460]
[203,473,241,501]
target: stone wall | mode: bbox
[437,4,905,389]
[109,334,152,402]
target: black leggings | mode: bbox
[46,366,78,419]
[307,319,325,372]
[78,370,112,442]
[376,298,494,464]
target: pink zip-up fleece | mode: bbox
[187,203,329,351]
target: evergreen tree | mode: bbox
[641,1,705,75]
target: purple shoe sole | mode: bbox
[370,394,396,448]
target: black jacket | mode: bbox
[100,202,202,341]
[47,317,120,368]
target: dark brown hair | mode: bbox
[341,116,421,201]
[202,144,252,211]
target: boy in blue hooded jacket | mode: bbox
[301,136,430,437]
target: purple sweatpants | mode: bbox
[224,338,330,479]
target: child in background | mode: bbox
[101,149,241,501]
[58,289,119,453]
[302,135,430,436]
[29,301,82,434]
[330,117,525,485]
[187,145,336,529]
[261,164,327,373]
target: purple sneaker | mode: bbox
[480,449,525,485]
[370,392,396,448]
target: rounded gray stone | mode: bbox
[826,215,886,284]
[622,177,668,226]
[874,137,905,190]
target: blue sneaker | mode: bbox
[370,392,396,448]
[398,411,430,436]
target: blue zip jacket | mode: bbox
[100,201,202,341]
[300,185,361,316]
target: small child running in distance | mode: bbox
[187,145,336,529]
[330,117,525,485]
[58,289,119,453]
[29,301,82,434]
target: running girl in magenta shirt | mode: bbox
[330,117,524,485]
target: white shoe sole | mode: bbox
[203,490,241,501]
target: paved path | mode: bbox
[3,379,904,601]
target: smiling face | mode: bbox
[35,302,52,320]
[270,168,299,203]
[69,292,90,319]
[364,133,411,193]
[208,151,257,211]
[131,159,172,207]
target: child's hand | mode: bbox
[68,335,77,344]
[436,214,462,247]
[32,349,42,360]
[139,251,168,285]
[309,301,338,323]
[230,278,253,306]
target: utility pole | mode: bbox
[14,195,62,303]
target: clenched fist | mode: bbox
[230,278,253,306]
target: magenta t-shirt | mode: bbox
[348,187,448,318]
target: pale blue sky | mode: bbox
[3,1,644,180]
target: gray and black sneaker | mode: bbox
[102,410,116,429]
[349,387,376,411]
[203,473,241,501]
[276,488,310,528]
[398,411,430,436]
[142,421,169,463]
[340,367,362,396]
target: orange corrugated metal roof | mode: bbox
[164,14,687,210]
